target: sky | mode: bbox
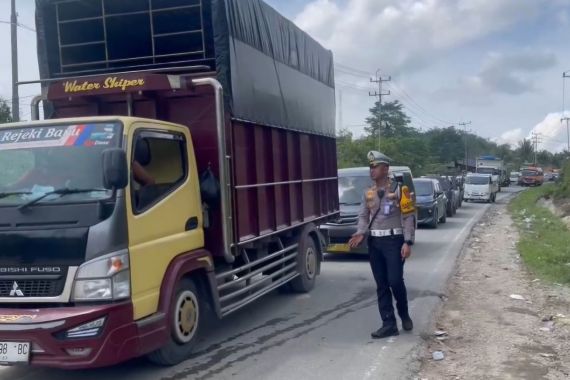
[1,0,570,152]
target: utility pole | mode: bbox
[369,69,390,150]
[531,132,542,166]
[11,0,19,122]
[338,88,343,131]
[458,121,472,171]
[562,117,570,153]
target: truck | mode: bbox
[0,0,338,369]
[475,155,505,191]
[520,166,545,186]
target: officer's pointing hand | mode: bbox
[348,233,364,248]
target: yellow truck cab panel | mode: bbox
[124,119,204,320]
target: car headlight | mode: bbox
[72,250,130,302]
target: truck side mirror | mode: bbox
[102,148,128,190]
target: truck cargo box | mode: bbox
[34,0,339,257]
[35,0,335,137]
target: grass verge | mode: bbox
[508,185,570,285]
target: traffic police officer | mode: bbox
[348,151,415,339]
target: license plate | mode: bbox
[327,243,350,252]
[0,342,30,364]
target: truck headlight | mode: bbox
[72,250,130,302]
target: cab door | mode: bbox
[125,122,204,320]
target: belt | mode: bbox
[369,228,403,237]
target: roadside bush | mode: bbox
[553,161,570,199]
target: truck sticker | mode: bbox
[63,77,145,93]
[0,124,118,150]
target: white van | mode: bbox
[463,173,497,203]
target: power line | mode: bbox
[388,80,456,125]
[334,63,370,77]
[335,62,458,125]
[0,20,35,33]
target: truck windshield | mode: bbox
[465,176,489,185]
[338,175,371,205]
[0,122,122,206]
[477,167,497,175]
[521,170,539,176]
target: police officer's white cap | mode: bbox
[368,151,392,166]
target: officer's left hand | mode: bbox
[401,243,412,260]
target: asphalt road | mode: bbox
[1,187,522,380]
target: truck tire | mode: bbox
[147,278,205,366]
[290,236,318,293]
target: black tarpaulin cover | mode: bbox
[35,0,336,136]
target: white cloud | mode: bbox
[531,113,569,152]
[295,0,545,74]
[493,114,569,152]
[492,128,525,147]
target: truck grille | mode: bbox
[0,279,65,298]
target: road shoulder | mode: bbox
[417,199,570,379]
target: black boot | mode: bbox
[401,315,413,331]
[371,325,399,339]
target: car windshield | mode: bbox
[338,175,371,205]
[465,176,489,185]
[0,122,122,206]
[413,181,433,196]
[521,170,539,176]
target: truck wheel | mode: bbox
[290,237,318,293]
[440,208,446,224]
[147,278,204,366]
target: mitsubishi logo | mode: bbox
[9,282,24,297]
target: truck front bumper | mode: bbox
[0,302,166,369]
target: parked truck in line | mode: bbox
[520,166,545,186]
[476,155,504,191]
[0,0,338,369]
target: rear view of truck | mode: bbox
[0,0,338,369]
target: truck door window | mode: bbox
[131,131,187,213]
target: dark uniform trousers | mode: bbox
[368,235,408,326]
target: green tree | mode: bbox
[517,139,534,164]
[0,98,12,123]
[364,100,416,139]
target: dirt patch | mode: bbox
[418,201,570,380]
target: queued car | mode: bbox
[413,178,447,228]
[463,173,497,203]
[321,166,416,255]
[509,171,521,185]
[425,176,457,217]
